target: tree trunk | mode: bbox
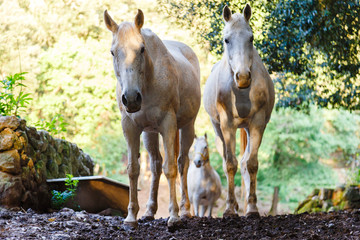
[269,186,280,216]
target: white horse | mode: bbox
[187,134,222,217]
[104,9,201,227]
[203,4,275,217]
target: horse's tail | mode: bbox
[174,129,179,162]
[240,128,247,214]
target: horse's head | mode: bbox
[223,4,253,89]
[193,134,209,168]
[104,9,148,113]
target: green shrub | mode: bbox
[257,161,338,210]
[261,106,360,168]
[0,72,32,117]
[207,106,359,211]
[51,174,80,210]
[35,114,68,139]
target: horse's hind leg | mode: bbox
[211,120,225,159]
[142,132,163,220]
[177,120,196,218]
[200,205,208,217]
[208,203,214,217]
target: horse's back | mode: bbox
[163,40,201,125]
[251,48,275,120]
[141,29,200,126]
[203,60,224,122]
[163,40,200,80]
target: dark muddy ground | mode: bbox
[0,207,359,239]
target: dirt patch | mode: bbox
[1,207,359,239]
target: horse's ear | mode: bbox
[135,9,144,31]
[243,3,251,22]
[104,10,118,33]
[223,5,232,22]
[194,134,197,139]
[204,133,207,140]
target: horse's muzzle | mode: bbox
[122,90,142,113]
[194,159,202,168]
[236,72,251,89]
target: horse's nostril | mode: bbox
[236,72,240,80]
[122,94,128,106]
[248,72,251,79]
[136,92,142,104]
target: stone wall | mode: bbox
[295,185,360,214]
[0,116,94,211]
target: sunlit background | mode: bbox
[1,0,359,216]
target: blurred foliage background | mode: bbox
[1,0,359,212]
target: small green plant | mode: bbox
[0,72,32,116]
[36,114,68,138]
[51,174,80,210]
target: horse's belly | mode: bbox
[199,197,210,206]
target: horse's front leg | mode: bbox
[142,132,162,220]
[177,120,196,218]
[122,117,142,228]
[160,112,180,227]
[241,113,266,217]
[193,197,200,217]
[219,116,238,217]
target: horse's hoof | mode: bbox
[167,216,181,226]
[140,215,155,222]
[167,216,182,232]
[223,209,238,218]
[180,211,192,219]
[245,211,260,218]
[123,221,138,230]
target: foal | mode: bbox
[188,134,222,217]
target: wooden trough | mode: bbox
[47,176,129,216]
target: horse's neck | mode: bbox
[201,161,213,177]
[141,28,168,64]
[220,57,233,79]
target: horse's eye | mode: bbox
[250,36,254,43]
[111,50,114,56]
[140,46,145,53]
[224,38,229,44]
[204,146,207,149]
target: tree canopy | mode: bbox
[158,0,360,110]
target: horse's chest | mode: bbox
[234,100,251,118]
[131,108,163,132]
[231,89,251,119]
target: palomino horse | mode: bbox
[187,134,222,217]
[104,9,201,227]
[203,4,275,217]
